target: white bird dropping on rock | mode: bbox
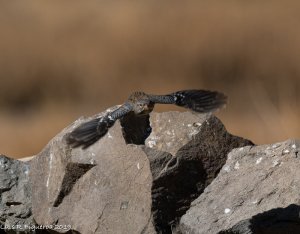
[256,157,262,164]
[224,208,231,214]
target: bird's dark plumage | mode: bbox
[148,90,227,112]
[66,90,227,149]
[67,103,132,149]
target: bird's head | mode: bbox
[128,92,154,115]
[134,100,153,115]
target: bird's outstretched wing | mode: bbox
[66,103,133,149]
[148,89,227,113]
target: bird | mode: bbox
[66,90,227,149]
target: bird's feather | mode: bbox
[66,104,132,148]
[149,89,227,113]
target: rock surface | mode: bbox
[2,111,299,234]
[1,111,256,234]
[144,113,253,233]
[145,112,210,155]
[180,139,300,234]
[31,116,153,234]
[0,156,33,233]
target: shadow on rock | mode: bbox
[144,116,253,234]
[221,204,300,234]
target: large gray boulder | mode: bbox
[180,139,300,234]
[30,117,153,234]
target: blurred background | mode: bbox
[0,1,299,158]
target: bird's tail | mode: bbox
[66,117,113,149]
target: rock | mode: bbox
[30,112,154,234]
[144,113,253,233]
[0,155,33,233]
[145,112,210,155]
[1,111,254,234]
[18,156,35,162]
[180,139,300,234]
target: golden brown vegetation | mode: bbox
[0,1,299,157]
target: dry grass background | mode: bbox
[0,1,299,158]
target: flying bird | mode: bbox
[66,90,227,149]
